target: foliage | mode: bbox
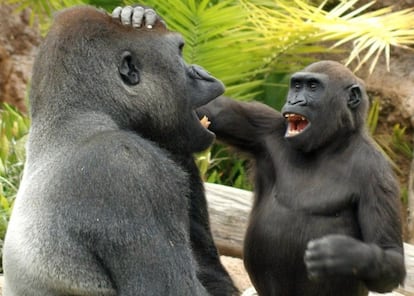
[391,124,413,159]
[0,104,30,272]
[366,97,413,203]
[196,145,252,190]
[125,0,268,99]
[367,97,380,135]
[242,0,414,74]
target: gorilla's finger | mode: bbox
[120,6,133,25]
[132,6,145,28]
[144,9,157,29]
[304,249,321,262]
[111,6,122,19]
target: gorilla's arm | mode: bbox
[305,235,404,292]
[197,96,285,154]
[80,133,207,295]
[305,154,405,292]
[357,166,405,292]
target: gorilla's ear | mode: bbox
[347,85,362,109]
[119,51,140,85]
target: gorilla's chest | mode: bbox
[275,170,355,214]
[246,165,361,277]
[249,154,360,249]
[269,149,357,214]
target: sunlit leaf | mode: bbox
[243,0,414,73]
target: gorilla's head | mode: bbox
[281,60,368,153]
[30,7,224,154]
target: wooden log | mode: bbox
[205,182,252,258]
[205,182,414,295]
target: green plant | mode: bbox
[392,124,413,159]
[365,98,412,208]
[126,0,269,99]
[367,97,380,135]
[243,0,414,74]
[196,145,252,190]
[0,103,30,272]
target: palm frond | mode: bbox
[243,0,414,73]
[126,0,267,98]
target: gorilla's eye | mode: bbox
[179,42,185,56]
[293,81,301,90]
[308,80,319,91]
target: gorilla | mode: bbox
[197,61,406,296]
[3,5,233,295]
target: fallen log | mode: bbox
[205,182,252,258]
[205,182,414,295]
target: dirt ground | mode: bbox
[221,256,252,293]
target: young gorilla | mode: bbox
[198,61,406,296]
[3,6,228,295]
[112,6,238,296]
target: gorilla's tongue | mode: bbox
[285,113,309,137]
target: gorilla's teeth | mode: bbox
[286,129,300,137]
[284,113,307,121]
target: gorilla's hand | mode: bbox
[304,234,374,279]
[112,5,165,29]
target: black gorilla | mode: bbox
[3,6,230,295]
[198,61,406,296]
[112,6,238,296]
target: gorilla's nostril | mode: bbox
[189,65,215,81]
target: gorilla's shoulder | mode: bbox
[348,134,395,183]
[52,130,179,182]
[77,130,175,165]
[48,130,188,195]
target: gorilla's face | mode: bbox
[281,72,329,152]
[115,29,224,154]
[281,61,364,153]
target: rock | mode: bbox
[0,4,41,113]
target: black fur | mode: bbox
[177,155,239,296]
[198,61,405,296]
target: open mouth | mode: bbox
[284,113,309,137]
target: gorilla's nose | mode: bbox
[189,65,215,82]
